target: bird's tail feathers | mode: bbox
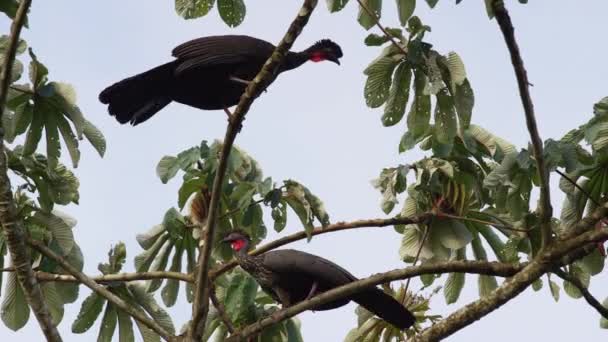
[352,288,416,330]
[99,61,175,125]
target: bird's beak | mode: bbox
[221,236,233,243]
[328,56,341,65]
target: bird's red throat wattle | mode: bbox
[309,51,327,62]
[231,239,246,251]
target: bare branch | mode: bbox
[555,169,601,207]
[0,1,63,340]
[28,239,174,341]
[553,269,608,320]
[492,0,553,248]
[0,269,192,284]
[189,0,321,339]
[209,284,236,334]
[225,260,523,341]
[211,214,431,278]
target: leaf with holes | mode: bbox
[382,63,412,127]
[175,0,215,19]
[218,0,246,27]
[364,57,399,108]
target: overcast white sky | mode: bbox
[1,1,608,341]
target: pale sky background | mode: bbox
[1,1,608,341]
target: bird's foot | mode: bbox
[304,282,318,301]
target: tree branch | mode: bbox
[209,284,236,334]
[211,214,431,278]
[492,0,553,248]
[189,1,320,339]
[553,269,608,320]
[0,269,193,284]
[225,260,523,341]
[28,239,174,341]
[0,1,63,340]
[411,223,608,341]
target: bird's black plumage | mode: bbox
[99,35,343,125]
[223,231,416,330]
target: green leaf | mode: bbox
[128,283,175,335]
[175,0,215,19]
[549,279,560,302]
[397,0,416,26]
[72,292,105,333]
[161,243,184,307]
[532,278,543,291]
[1,272,30,330]
[434,88,457,145]
[285,318,304,342]
[33,211,75,255]
[177,177,206,210]
[382,63,412,127]
[364,57,399,108]
[272,203,287,232]
[117,306,135,342]
[217,0,246,27]
[446,52,466,88]
[444,270,465,304]
[28,48,48,88]
[431,218,472,250]
[97,303,118,342]
[82,119,106,157]
[327,0,350,12]
[136,224,167,250]
[601,298,608,329]
[22,104,44,155]
[407,70,431,139]
[225,273,258,324]
[56,114,80,168]
[134,234,169,272]
[484,0,495,19]
[134,319,160,342]
[425,0,439,8]
[358,0,382,30]
[454,79,474,129]
[580,249,605,276]
[156,147,200,184]
[0,2,19,21]
[146,240,174,292]
[563,264,590,299]
[42,283,64,325]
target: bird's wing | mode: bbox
[171,35,275,75]
[262,249,357,286]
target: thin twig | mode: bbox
[28,238,174,341]
[189,1,320,339]
[404,225,430,294]
[440,213,531,233]
[211,214,431,278]
[356,0,407,56]
[493,0,553,248]
[225,260,524,341]
[209,284,236,334]
[553,269,608,320]
[0,1,63,340]
[555,169,601,207]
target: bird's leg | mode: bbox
[305,281,318,301]
[229,76,268,93]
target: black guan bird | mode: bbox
[222,231,416,330]
[99,35,343,125]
